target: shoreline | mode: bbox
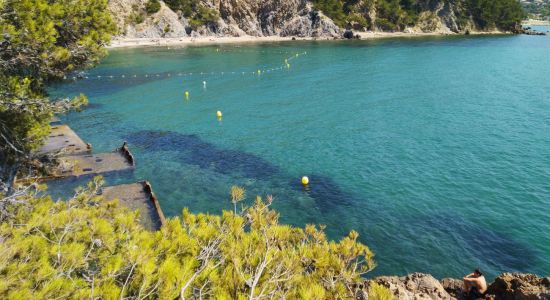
[107,31,510,49]
[369,272,550,299]
[523,20,550,26]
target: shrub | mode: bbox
[0,177,375,298]
[369,282,396,300]
[145,0,161,14]
[466,0,526,31]
[312,0,347,27]
[347,12,370,29]
[130,12,145,24]
[163,0,218,29]
[189,6,219,29]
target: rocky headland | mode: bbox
[362,273,550,300]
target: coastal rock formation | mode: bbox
[129,2,187,38]
[411,1,466,34]
[441,277,464,298]
[109,0,340,38]
[208,0,340,37]
[108,0,147,33]
[369,273,454,299]
[369,273,550,300]
[522,28,547,35]
[279,7,341,38]
[107,0,511,39]
[486,273,550,300]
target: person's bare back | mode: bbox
[472,275,487,293]
[463,268,487,299]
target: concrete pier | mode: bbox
[101,181,166,231]
[54,151,134,178]
[38,125,90,156]
[34,121,135,180]
[32,118,166,231]
[50,116,61,125]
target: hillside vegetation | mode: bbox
[116,0,525,38]
[522,0,550,20]
[0,0,116,190]
[311,0,525,31]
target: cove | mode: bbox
[49,31,550,279]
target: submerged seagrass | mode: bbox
[50,32,550,279]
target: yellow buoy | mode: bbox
[286,63,290,69]
[185,91,189,99]
[257,69,261,75]
[216,111,223,118]
[295,53,299,57]
[301,176,309,186]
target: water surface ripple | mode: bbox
[49,31,550,279]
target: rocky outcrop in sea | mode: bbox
[522,27,547,36]
[362,273,550,300]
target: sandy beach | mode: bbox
[107,31,507,49]
[108,36,299,48]
[522,19,550,26]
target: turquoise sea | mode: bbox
[49,28,550,279]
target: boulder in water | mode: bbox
[343,30,354,39]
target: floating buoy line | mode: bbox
[62,49,313,186]
[212,48,297,54]
[63,51,307,82]
[61,49,308,136]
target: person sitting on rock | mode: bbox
[463,268,487,299]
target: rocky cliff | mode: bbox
[361,272,550,300]
[108,0,497,39]
[109,0,341,38]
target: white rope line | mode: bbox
[213,48,296,54]
[63,52,307,82]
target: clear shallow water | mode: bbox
[49,31,550,279]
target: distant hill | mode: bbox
[521,0,550,20]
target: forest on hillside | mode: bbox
[309,0,525,31]
[140,0,525,33]
[521,0,550,20]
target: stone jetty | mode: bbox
[101,181,166,231]
[34,118,166,231]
